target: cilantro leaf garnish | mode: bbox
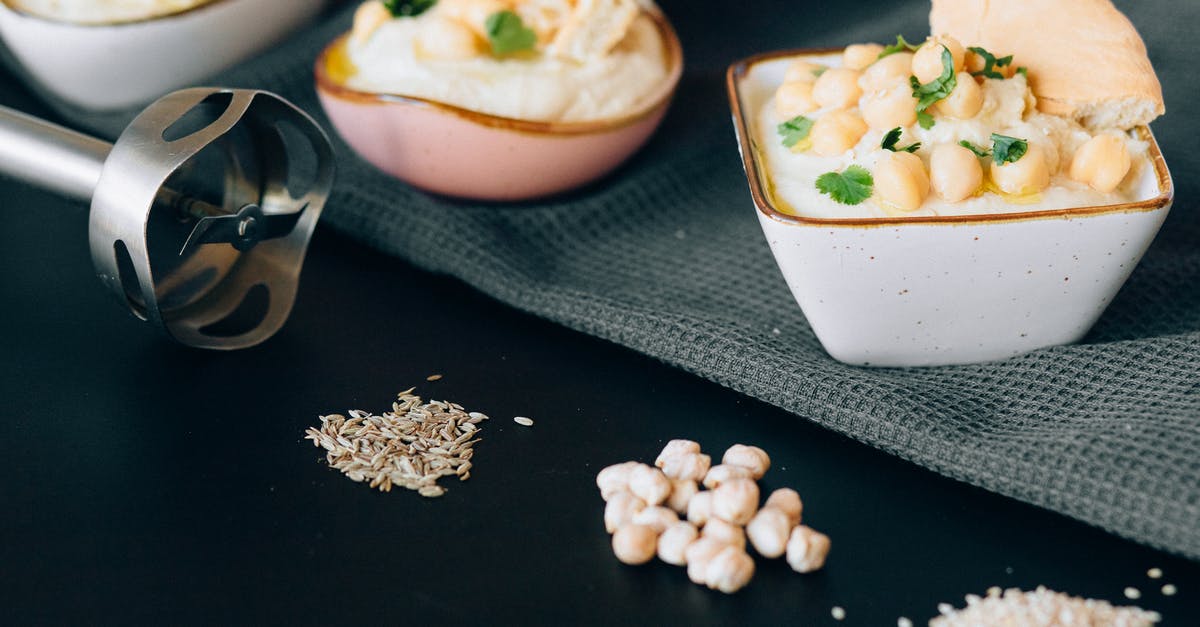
[968,46,1013,79]
[878,34,918,60]
[485,10,537,56]
[881,127,902,149]
[958,140,990,158]
[990,133,1028,165]
[383,0,437,17]
[816,165,874,205]
[881,127,921,153]
[777,116,814,148]
[910,46,957,130]
[1016,66,1028,77]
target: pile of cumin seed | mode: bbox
[304,388,487,497]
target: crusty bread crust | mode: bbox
[930,0,1164,129]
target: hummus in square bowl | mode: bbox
[727,0,1172,367]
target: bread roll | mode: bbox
[930,0,1164,129]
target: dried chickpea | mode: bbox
[632,505,679,534]
[912,35,966,84]
[702,463,754,489]
[786,525,832,573]
[774,81,819,119]
[930,143,984,202]
[657,521,699,566]
[666,479,698,515]
[628,463,671,506]
[415,17,483,61]
[813,68,864,110]
[685,538,728,585]
[810,111,868,157]
[596,461,639,500]
[861,83,919,130]
[721,444,771,479]
[686,490,714,526]
[746,507,791,558]
[875,151,930,213]
[784,60,826,83]
[1069,134,1132,193]
[612,523,658,565]
[843,43,885,71]
[705,546,756,593]
[604,490,646,533]
[933,73,983,119]
[764,488,803,527]
[655,439,701,467]
[990,143,1050,195]
[659,452,710,482]
[860,51,914,92]
[351,0,391,45]
[702,518,747,550]
[711,478,760,526]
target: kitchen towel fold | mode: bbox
[14,0,1198,557]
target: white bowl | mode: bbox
[727,49,1174,367]
[0,0,326,111]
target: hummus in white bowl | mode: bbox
[5,0,214,24]
[341,0,671,123]
[757,40,1155,220]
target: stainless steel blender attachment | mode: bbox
[0,88,335,349]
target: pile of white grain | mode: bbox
[930,586,1161,626]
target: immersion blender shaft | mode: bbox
[0,105,111,203]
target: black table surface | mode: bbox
[3,5,1199,627]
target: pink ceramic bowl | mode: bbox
[314,10,682,201]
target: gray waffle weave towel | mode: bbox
[10,0,1198,557]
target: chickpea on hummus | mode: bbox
[761,35,1156,219]
[340,0,671,123]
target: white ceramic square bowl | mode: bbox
[727,49,1174,367]
[0,0,327,111]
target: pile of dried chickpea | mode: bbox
[597,440,831,593]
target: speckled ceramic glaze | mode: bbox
[0,0,326,111]
[314,10,682,201]
[728,50,1174,367]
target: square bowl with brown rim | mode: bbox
[727,48,1174,367]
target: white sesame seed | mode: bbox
[513,416,534,427]
[897,618,913,627]
[830,607,845,620]
[1124,587,1141,600]
[931,587,1161,626]
[1147,568,1162,579]
[938,603,954,615]
[1161,584,1177,596]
